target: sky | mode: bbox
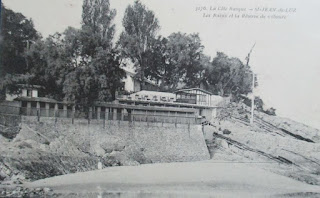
[2,0,320,129]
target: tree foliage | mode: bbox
[203,52,253,97]
[118,0,159,88]
[0,3,40,100]
[61,0,125,107]
[165,32,207,89]
[1,0,261,109]
[81,0,116,57]
[0,4,39,75]
[137,33,209,91]
[7,0,125,108]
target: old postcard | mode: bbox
[0,0,319,197]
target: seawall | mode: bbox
[21,116,210,163]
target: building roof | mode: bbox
[122,67,136,77]
[16,84,43,89]
[14,96,74,104]
[116,98,220,109]
[95,101,198,113]
[130,90,175,98]
[175,88,213,95]
[175,90,197,95]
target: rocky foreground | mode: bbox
[205,102,320,186]
[22,161,320,197]
[0,186,57,197]
[1,101,320,197]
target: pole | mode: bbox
[250,72,255,125]
[246,43,256,125]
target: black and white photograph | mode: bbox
[0,0,320,197]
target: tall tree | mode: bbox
[118,0,160,89]
[0,3,39,75]
[81,0,116,57]
[164,32,207,90]
[61,0,125,108]
[0,3,40,100]
[138,33,209,91]
[24,33,71,100]
[19,0,125,109]
[203,52,253,97]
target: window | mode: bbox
[200,95,207,102]
[40,102,46,108]
[27,89,32,97]
[22,101,27,107]
[119,82,125,91]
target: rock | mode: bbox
[35,187,42,192]
[17,141,33,149]
[220,139,229,149]
[100,138,126,153]
[97,162,103,170]
[43,187,52,193]
[223,129,231,135]
[13,180,23,184]
[0,126,21,139]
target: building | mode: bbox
[174,88,224,107]
[5,84,42,101]
[117,88,225,123]
[2,79,225,124]
[121,68,140,92]
[121,68,159,93]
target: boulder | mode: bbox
[223,129,232,135]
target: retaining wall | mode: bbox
[21,116,210,163]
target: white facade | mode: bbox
[121,68,141,92]
[129,90,176,102]
[5,86,39,101]
[176,88,223,107]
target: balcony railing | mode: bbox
[0,105,202,125]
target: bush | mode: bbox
[265,107,276,116]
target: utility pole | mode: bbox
[245,43,256,125]
[250,72,255,125]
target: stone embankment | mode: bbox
[0,116,209,184]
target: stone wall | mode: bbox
[21,116,210,163]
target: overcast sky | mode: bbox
[2,0,320,129]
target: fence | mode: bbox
[0,105,202,125]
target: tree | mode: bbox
[137,32,209,91]
[163,32,208,90]
[24,33,71,100]
[0,3,39,75]
[0,3,40,100]
[81,0,116,57]
[61,0,125,108]
[18,0,125,109]
[203,52,253,97]
[118,0,160,89]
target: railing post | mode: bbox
[89,107,92,120]
[131,110,134,123]
[45,103,50,117]
[72,105,75,124]
[103,111,106,129]
[37,109,40,122]
[105,110,109,122]
[175,112,177,127]
[36,102,40,121]
[63,104,67,118]
[121,109,124,121]
[27,102,31,116]
[113,108,117,121]
[54,103,58,123]
[97,107,101,120]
